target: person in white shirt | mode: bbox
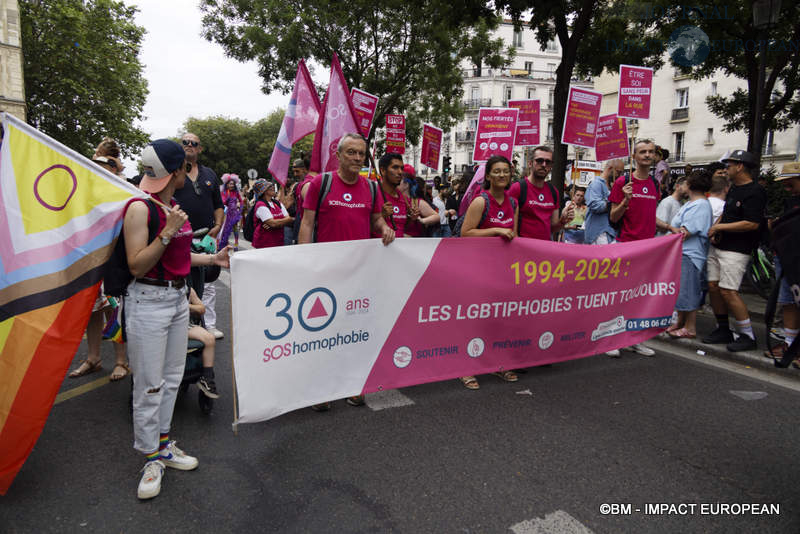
[656,176,687,236]
[707,163,729,222]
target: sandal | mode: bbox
[346,395,365,407]
[459,376,480,390]
[668,328,696,339]
[665,324,682,334]
[492,370,519,382]
[109,363,130,381]
[68,359,102,378]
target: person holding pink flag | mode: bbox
[458,154,519,389]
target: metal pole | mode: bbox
[753,29,767,171]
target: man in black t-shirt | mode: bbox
[173,133,224,340]
[702,150,767,352]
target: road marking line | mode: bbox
[508,510,593,534]
[510,510,594,534]
[54,375,111,404]
[366,389,415,411]
[730,390,768,400]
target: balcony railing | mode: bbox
[671,107,689,121]
[462,98,492,109]
[462,68,591,83]
[455,131,476,143]
[668,152,686,163]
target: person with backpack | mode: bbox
[250,179,293,249]
[298,133,395,410]
[375,152,409,238]
[122,139,231,500]
[606,139,660,358]
[585,159,625,245]
[508,146,574,240]
[701,150,767,352]
[457,154,519,389]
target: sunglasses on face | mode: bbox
[182,139,199,147]
[534,158,553,165]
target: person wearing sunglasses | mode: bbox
[173,133,225,340]
[508,146,574,240]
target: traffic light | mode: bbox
[443,156,451,174]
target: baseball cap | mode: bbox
[92,155,118,170]
[776,161,800,181]
[139,139,186,193]
[722,149,757,168]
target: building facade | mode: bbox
[0,0,25,121]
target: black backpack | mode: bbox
[242,204,257,242]
[453,192,517,237]
[766,207,800,368]
[103,199,159,297]
[312,172,378,242]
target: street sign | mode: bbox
[247,168,258,180]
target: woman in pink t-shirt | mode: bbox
[458,155,519,389]
[251,179,294,249]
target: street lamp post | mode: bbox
[752,0,782,171]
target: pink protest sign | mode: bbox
[561,87,603,148]
[594,114,629,161]
[350,88,379,137]
[507,99,540,146]
[385,114,406,154]
[473,107,519,161]
[420,124,443,170]
[618,65,653,120]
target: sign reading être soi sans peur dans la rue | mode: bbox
[618,65,653,120]
[473,107,519,162]
[561,87,603,148]
[385,114,406,155]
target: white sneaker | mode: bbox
[605,349,621,358]
[209,327,224,340]
[160,441,198,471]
[630,343,655,357]
[137,460,165,500]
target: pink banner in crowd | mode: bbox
[594,114,629,162]
[561,87,603,148]
[267,60,321,185]
[350,88,379,137]
[420,124,443,170]
[232,235,682,422]
[507,99,540,146]
[310,54,361,173]
[473,107,519,162]
[618,65,653,120]
[385,114,406,154]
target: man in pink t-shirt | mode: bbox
[375,152,409,238]
[508,146,573,240]
[605,139,658,358]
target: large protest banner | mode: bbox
[594,114,629,161]
[350,88,379,137]
[561,87,602,148]
[231,235,682,423]
[473,107,518,161]
[420,124,443,170]
[618,65,653,120]
[507,99,540,146]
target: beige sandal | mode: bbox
[109,363,130,381]
[459,376,480,390]
[492,370,519,382]
[68,359,102,378]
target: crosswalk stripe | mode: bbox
[510,510,594,534]
[366,389,415,411]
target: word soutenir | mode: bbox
[418,283,676,323]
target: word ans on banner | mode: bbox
[595,114,629,162]
[350,88,379,137]
[231,235,681,423]
[618,65,654,120]
[507,99,540,147]
[473,107,519,162]
[386,114,406,154]
[420,124,443,170]
[561,87,603,148]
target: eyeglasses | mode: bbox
[182,139,199,147]
[534,158,553,165]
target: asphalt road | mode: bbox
[3,273,800,533]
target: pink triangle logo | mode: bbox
[307,296,328,319]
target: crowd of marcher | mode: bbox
[71,129,800,501]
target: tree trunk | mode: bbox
[551,48,577,194]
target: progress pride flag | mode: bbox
[618,65,653,120]
[351,88,379,137]
[594,114,629,161]
[562,87,603,148]
[386,114,406,154]
[231,235,682,422]
[420,124,443,170]
[473,107,518,161]
[507,99,540,146]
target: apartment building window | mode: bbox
[524,61,533,73]
[706,128,714,144]
[676,88,689,108]
[547,63,557,77]
[547,121,553,141]
[710,82,718,96]
[527,87,535,99]
[764,130,775,155]
[504,86,512,104]
[545,39,558,52]
[468,118,478,131]
[513,30,523,48]
[470,87,480,100]
[548,89,554,109]
[674,132,685,161]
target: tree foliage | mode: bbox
[182,112,313,183]
[20,0,149,157]
[199,0,512,145]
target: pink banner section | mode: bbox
[351,88,379,137]
[562,87,602,148]
[618,65,653,120]
[595,114,629,162]
[473,107,519,162]
[386,114,406,154]
[420,124,443,170]
[507,99,540,146]
[363,235,681,393]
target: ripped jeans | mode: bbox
[125,280,189,454]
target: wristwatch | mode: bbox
[159,233,172,246]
